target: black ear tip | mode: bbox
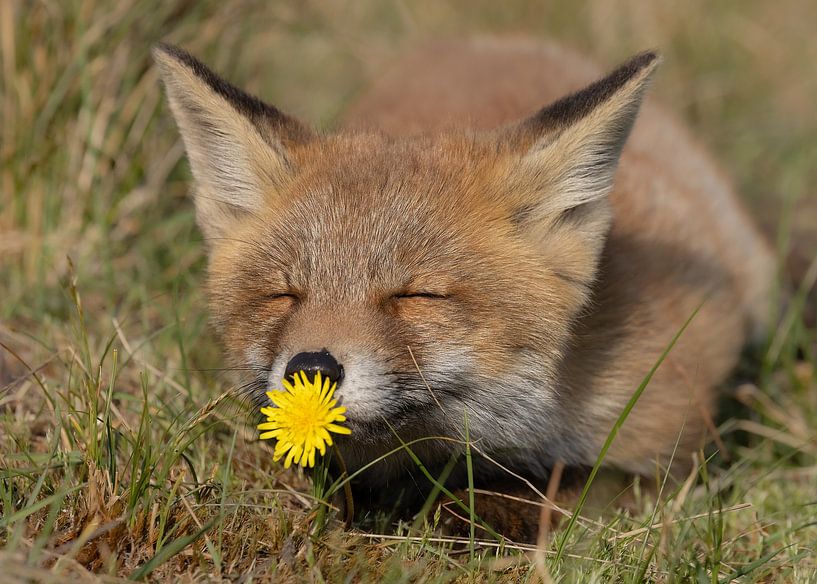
[628,50,662,73]
[152,42,202,71]
[637,50,660,62]
[152,42,177,60]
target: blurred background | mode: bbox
[1,1,816,578]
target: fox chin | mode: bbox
[154,38,774,533]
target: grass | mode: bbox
[1,0,816,581]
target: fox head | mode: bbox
[154,44,658,481]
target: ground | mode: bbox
[1,0,816,582]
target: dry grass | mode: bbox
[1,0,816,581]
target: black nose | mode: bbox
[285,349,344,386]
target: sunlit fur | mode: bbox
[155,39,774,497]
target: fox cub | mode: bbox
[155,38,773,535]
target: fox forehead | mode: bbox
[285,132,516,220]
[217,134,525,293]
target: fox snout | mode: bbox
[267,342,403,427]
[284,349,344,386]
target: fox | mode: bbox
[154,37,774,539]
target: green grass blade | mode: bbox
[464,409,476,562]
[555,302,703,564]
[385,421,504,543]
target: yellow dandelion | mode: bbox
[258,370,351,468]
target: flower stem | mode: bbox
[331,445,355,528]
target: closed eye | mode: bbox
[263,292,299,301]
[392,292,449,300]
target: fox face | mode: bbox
[154,44,659,481]
[205,136,588,469]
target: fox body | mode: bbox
[155,39,773,507]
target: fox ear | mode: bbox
[153,44,312,240]
[508,52,660,284]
